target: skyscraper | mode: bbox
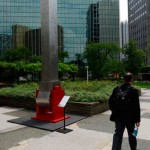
[0,0,120,61]
[58,0,120,60]
[87,4,99,43]
[0,0,41,56]
[87,0,120,44]
[121,21,129,48]
[128,0,150,63]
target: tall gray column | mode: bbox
[37,0,59,106]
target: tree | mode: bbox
[0,61,41,82]
[58,51,69,63]
[0,61,78,82]
[102,59,125,77]
[0,47,78,82]
[140,64,150,73]
[123,41,146,75]
[70,53,86,77]
[4,47,32,62]
[1,47,41,82]
[58,63,78,74]
[84,43,120,78]
[58,63,78,81]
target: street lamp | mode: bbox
[86,66,89,83]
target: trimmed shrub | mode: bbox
[61,80,118,102]
[0,83,38,99]
[0,81,118,102]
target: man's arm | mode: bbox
[109,87,118,111]
[133,88,141,124]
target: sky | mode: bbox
[120,0,128,21]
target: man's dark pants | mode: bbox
[112,121,137,150]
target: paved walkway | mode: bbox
[0,88,150,150]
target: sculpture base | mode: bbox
[33,85,70,123]
[57,128,73,134]
[32,115,70,123]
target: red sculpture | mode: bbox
[32,85,70,123]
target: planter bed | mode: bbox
[0,96,109,116]
[0,96,35,110]
[0,83,11,88]
[66,101,109,116]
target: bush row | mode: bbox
[0,81,118,103]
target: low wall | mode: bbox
[66,101,109,116]
[0,96,109,116]
[0,96,35,110]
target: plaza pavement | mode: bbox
[0,88,150,150]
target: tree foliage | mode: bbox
[58,63,78,73]
[4,47,32,62]
[140,65,150,73]
[84,43,120,78]
[123,41,146,75]
[58,51,69,63]
[70,53,86,77]
[0,47,78,82]
[102,59,125,76]
[0,47,41,82]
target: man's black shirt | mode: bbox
[109,83,141,123]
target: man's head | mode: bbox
[124,72,133,83]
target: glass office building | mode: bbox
[0,0,41,56]
[58,0,120,60]
[86,0,120,44]
[128,0,150,63]
[128,0,150,50]
[0,0,120,61]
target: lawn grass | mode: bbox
[133,81,150,89]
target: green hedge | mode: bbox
[61,81,118,102]
[0,81,118,102]
[0,81,143,102]
[0,83,38,99]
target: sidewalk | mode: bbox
[0,88,150,150]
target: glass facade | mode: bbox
[58,0,120,60]
[0,0,120,61]
[128,0,148,50]
[0,0,41,56]
[128,0,150,63]
[121,21,129,48]
[86,0,120,44]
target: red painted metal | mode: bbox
[32,85,70,123]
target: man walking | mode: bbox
[109,72,141,150]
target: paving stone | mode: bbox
[1,88,150,150]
